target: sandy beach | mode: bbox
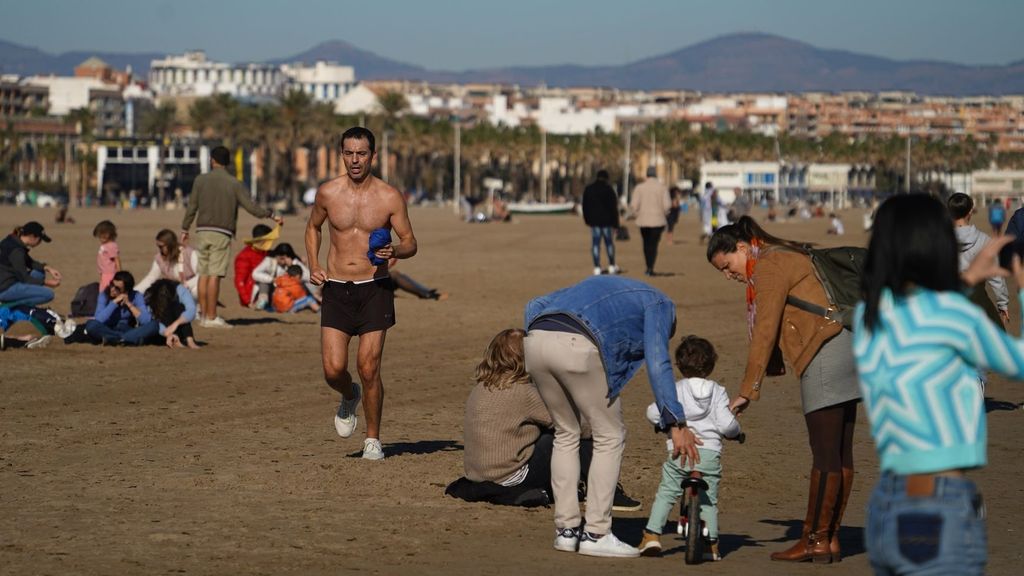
[2,204,1022,575]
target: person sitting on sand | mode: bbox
[144,279,200,349]
[447,328,639,510]
[273,264,320,313]
[136,229,199,299]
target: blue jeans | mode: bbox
[0,270,53,307]
[866,473,987,575]
[590,226,615,268]
[289,295,316,313]
[84,319,160,345]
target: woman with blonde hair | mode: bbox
[136,229,199,298]
[449,328,639,509]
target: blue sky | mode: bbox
[2,0,1021,69]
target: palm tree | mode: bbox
[65,107,95,206]
[277,90,319,210]
[139,101,178,205]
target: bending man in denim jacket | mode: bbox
[524,275,699,559]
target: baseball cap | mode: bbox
[22,221,51,242]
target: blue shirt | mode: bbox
[854,288,1024,474]
[158,284,197,335]
[525,276,684,423]
[94,290,151,330]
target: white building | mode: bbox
[149,51,286,99]
[280,61,356,102]
[700,161,781,202]
[972,169,1024,201]
[24,76,107,115]
[334,84,380,115]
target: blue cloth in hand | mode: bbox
[367,228,392,265]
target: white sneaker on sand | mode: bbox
[201,316,233,329]
[26,335,53,349]
[578,532,640,558]
[55,317,76,339]
[553,527,580,552]
[333,383,362,438]
[593,267,603,276]
[361,438,384,460]
[608,265,620,275]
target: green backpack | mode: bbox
[785,246,867,330]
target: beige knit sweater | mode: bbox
[463,381,553,484]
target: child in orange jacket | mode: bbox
[273,265,319,313]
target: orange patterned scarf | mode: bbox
[745,238,763,341]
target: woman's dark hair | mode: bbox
[109,270,135,296]
[144,279,184,325]
[861,194,961,331]
[705,215,809,262]
[675,335,718,378]
[271,242,298,260]
[251,223,272,238]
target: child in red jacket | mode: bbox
[234,224,275,307]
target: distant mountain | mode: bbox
[0,39,161,77]
[273,40,428,80]
[2,33,1022,96]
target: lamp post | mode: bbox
[622,125,632,207]
[453,117,461,216]
[540,127,547,204]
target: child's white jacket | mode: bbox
[646,377,741,453]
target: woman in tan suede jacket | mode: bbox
[707,216,860,565]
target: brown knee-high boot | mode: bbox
[770,468,842,563]
[829,468,854,562]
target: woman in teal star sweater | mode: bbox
[854,194,1024,575]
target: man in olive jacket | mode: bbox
[181,146,282,327]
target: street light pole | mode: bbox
[540,127,547,204]
[382,130,389,183]
[453,120,461,216]
[905,134,911,194]
[622,126,632,207]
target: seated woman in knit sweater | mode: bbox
[135,229,199,299]
[447,328,639,509]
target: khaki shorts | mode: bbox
[195,230,233,277]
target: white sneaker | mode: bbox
[55,317,76,339]
[201,316,233,329]
[578,532,640,558]
[608,265,620,275]
[333,383,362,438]
[593,267,603,276]
[361,438,384,460]
[553,527,580,552]
[26,335,53,349]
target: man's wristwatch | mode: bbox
[671,420,687,430]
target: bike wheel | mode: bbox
[684,491,703,565]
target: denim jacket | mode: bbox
[524,276,684,423]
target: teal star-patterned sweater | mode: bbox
[853,288,1024,475]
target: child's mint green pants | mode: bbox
[645,447,722,538]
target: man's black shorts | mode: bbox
[321,278,395,335]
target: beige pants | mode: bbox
[524,329,625,535]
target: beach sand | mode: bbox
[2,204,1022,575]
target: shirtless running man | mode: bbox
[305,126,418,461]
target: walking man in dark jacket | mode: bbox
[582,170,620,276]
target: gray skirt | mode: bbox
[800,328,862,414]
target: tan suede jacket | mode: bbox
[740,247,842,401]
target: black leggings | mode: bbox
[639,226,664,273]
[806,400,857,472]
